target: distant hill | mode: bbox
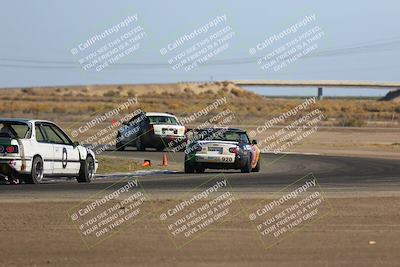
[2,81,248,98]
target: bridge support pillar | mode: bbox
[317,87,323,100]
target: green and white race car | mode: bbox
[184,128,261,173]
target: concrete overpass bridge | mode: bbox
[232,80,400,99]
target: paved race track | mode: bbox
[1,151,399,196]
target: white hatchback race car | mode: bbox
[0,119,98,184]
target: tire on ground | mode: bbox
[77,156,94,183]
[196,167,205,173]
[25,156,44,184]
[116,133,125,151]
[241,157,252,173]
[136,136,146,151]
[184,155,195,173]
[252,159,260,172]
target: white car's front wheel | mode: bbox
[77,156,94,183]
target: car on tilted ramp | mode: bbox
[0,118,98,184]
[116,111,186,151]
[184,128,260,173]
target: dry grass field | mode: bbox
[1,82,399,127]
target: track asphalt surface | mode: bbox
[1,151,399,195]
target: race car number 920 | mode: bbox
[221,157,233,162]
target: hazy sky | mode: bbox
[1,0,399,93]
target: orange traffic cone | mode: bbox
[142,160,151,167]
[162,153,168,167]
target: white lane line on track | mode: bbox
[95,170,178,180]
[262,151,321,156]
[40,170,178,183]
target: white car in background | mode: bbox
[116,111,186,151]
[0,119,98,184]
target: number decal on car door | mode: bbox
[62,147,68,168]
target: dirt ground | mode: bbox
[1,196,399,266]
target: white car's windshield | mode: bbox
[148,116,178,125]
